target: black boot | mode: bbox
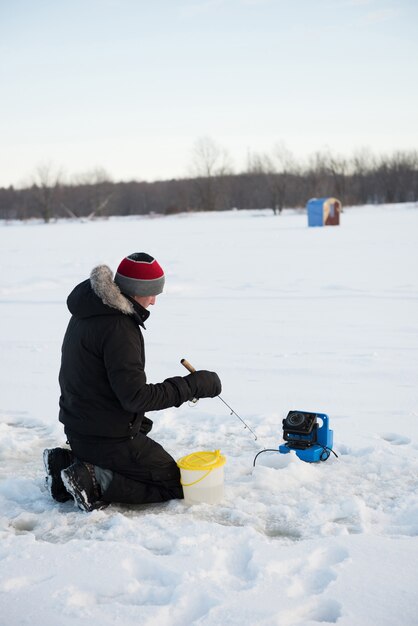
[61,461,107,512]
[43,447,74,502]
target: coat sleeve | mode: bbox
[102,317,192,413]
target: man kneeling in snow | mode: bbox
[43,252,221,511]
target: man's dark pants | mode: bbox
[67,432,183,505]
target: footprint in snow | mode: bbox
[281,597,342,625]
[305,598,342,624]
[286,545,349,600]
[381,432,411,446]
[9,513,38,534]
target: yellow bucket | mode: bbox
[177,450,226,505]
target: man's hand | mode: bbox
[185,370,222,399]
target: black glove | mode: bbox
[185,370,222,399]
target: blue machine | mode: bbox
[278,411,334,462]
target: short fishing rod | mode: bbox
[181,358,258,441]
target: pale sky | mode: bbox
[1,0,417,187]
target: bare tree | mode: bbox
[247,142,296,214]
[30,163,63,222]
[305,150,329,199]
[189,137,233,211]
[350,148,376,204]
[71,167,112,187]
[62,167,114,220]
[326,153,348,202]
[374,150,418,204]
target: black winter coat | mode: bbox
[59,265,192,439]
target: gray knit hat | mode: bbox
[114,252,165,297]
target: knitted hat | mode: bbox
[114,252,165,297]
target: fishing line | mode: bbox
[181,358,258,441]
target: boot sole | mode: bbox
[43,448,53,475]
[61,467,108,512]
[43,449,72,503]
[61,467,92,512]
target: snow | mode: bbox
[1,204,418,625]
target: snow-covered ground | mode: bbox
[1,204,417,626]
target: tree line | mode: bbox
[1,141,417,222]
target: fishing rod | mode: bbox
[181,358,258,441]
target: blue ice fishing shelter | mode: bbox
[307,197,342,227]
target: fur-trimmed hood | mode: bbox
[66,265,149,326]
[90,265,133,315]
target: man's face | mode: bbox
[134,295,157,308]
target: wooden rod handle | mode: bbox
[181,358,196,373]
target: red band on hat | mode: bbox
[117,257,164,280]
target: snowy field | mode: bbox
[0,203,417,626]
